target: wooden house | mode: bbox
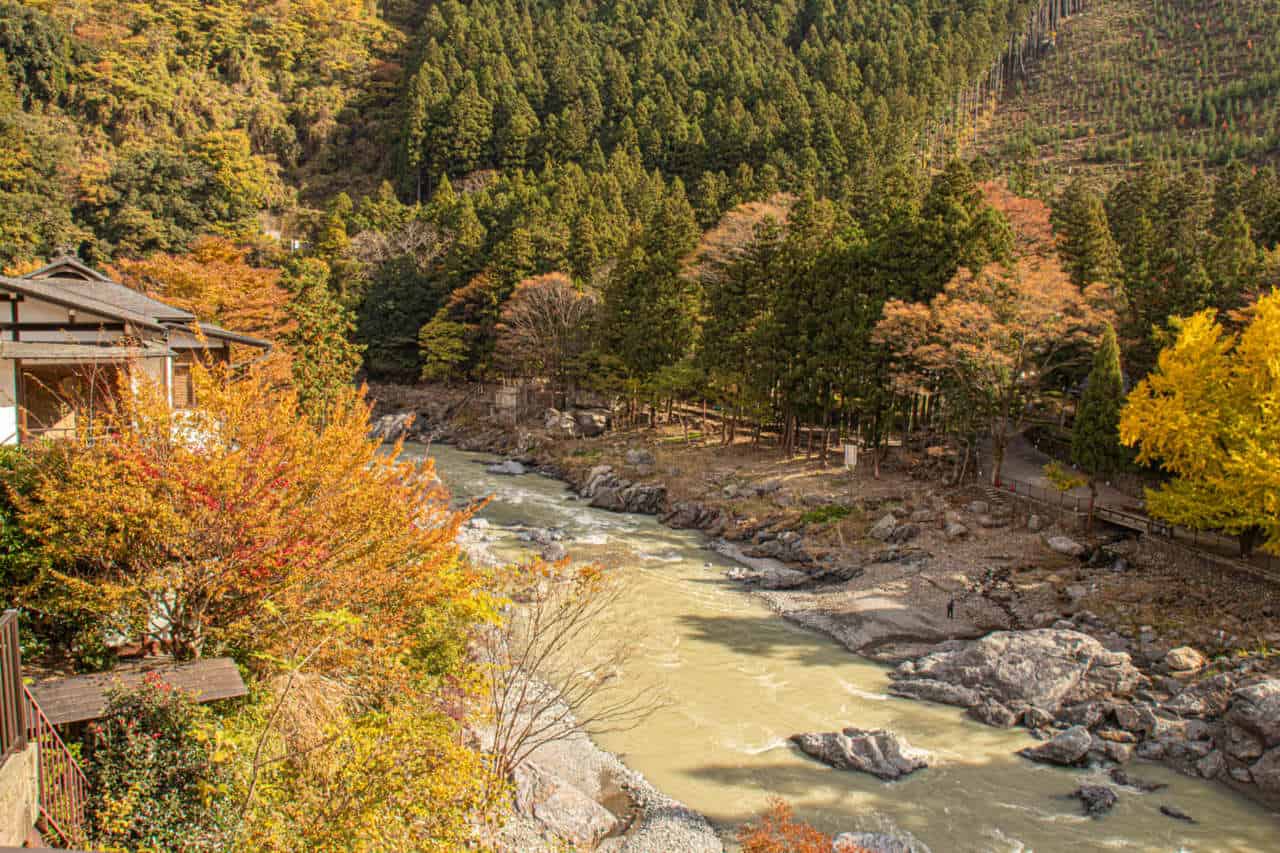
[0,256,270,443]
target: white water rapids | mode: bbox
[412,442,1279,852]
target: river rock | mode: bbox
[1018,725,1093,766]
[968,697,1018,728]
[1196,749,1225,779]
[581,465,667,514]
[541,542,568,562]
[1072,784,1118,817]
[832,832,929,853]
[1027,514,1047,532]
[1057,700,1105,728]
[512,762,618,847]
[1109,768,1167,792]
[892,629,1142,715]
[944,521,969,540]
[1022,706,1055,729]
[1250,747,1280,794]
[488,459,528,475]
[967,500,990,514]
[869,514,898,541]
[1165,646,1208,672]
[1163,672,1236,718]
[1044,535,1087,558]
[1225,679,1280,749]
[886,678,981,708]
[790,727,931,780]
[625,448,656,467]
[573,409,609,437]
[1159,804,1196,823]
[544,408,579,438]
[370,411,414,441]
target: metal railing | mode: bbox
[1,610,90,847]
[991,477,1280,582]
[24,684,89,846]
[1,611,26,761]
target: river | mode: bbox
[411,442,1279,852]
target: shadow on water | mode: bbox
[673,611,876,670]
[418,442,1280,853]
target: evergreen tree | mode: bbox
[1071,323,1127,526]
[1052,178,1121,290]
[283,259,365,420]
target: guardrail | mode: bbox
[24,684,89,846]
[0,610,90,847]
[1,611,26,762]
[991,477,1280,582]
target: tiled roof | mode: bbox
[0,257,269,349]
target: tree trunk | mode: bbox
[1240,526,1263,557]
[990,433,1006,486]
[1087,480,1097,532]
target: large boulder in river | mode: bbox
[370,411,414,441]
[790,727,931,780]
[488,459,528,475]
[1072,784,1118,817]
[891,629,1143,715]
[1225,680,1280,750]
[1018,725,1093,766]
[580,465,667,514]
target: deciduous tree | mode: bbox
[494,272,598,402]
[877,188,1109,484]
[1120,290,1280,556]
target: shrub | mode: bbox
[737,798,832,853]
[799,504,851,526]
[83,673,234,851]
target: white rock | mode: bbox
[1165,646,1208,672]
[1045,535,1087,557]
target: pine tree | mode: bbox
[1071,323,1127,526]
[1052,178,1121,290]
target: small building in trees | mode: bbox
[0,256,270,443]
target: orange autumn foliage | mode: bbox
[112,237,295,378]
[737,798,878,853]
[13,362,481,681]
[875,183,1112,483]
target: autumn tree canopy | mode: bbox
[12,362,480,674]
[1120,289,1280,556]
[876,184,1111,483]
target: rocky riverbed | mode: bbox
[375,399,1280,847]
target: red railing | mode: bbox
[1,610,90,847]
[1,611,26,761]
[24,684,89,846]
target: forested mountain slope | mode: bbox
[977,0,1280,185]
[1,0,411,264]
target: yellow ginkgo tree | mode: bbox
[1119,290,1280,556]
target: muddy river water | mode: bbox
[412,442,1279,852]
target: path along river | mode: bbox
[412,442,1280,852]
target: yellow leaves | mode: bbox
[1044,461,1086,493]
[1121,290,1280,552]
[15,357,483,670]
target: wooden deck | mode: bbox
[27,657,246,727]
